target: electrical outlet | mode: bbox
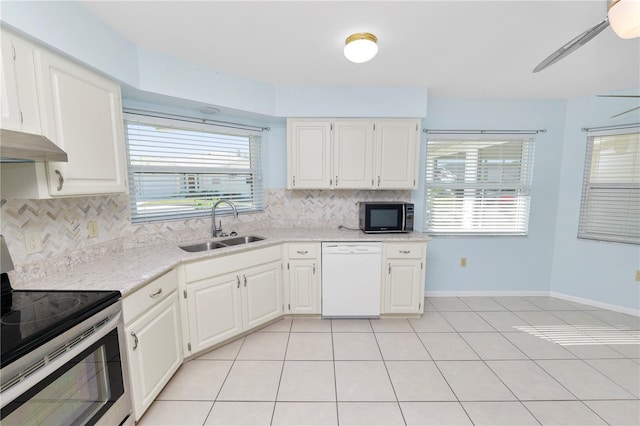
[24,232,43,254]
[636,270,640,282]
[460,257,467,267]
[88,221,99,238]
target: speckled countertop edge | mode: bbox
[11,228,430,296]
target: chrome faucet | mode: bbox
[212,199,238,237]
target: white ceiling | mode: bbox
[78,0,640,99]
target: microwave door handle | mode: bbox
[402,205,406,230]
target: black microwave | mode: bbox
[358,202,414,233]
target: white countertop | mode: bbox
[11,228,430,296]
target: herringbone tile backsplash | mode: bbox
[1,189,410,281]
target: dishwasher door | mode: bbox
[321,242,382,318]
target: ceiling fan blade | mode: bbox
[533,19,610,73]
[598,95,640,98]
[610,105,640,118]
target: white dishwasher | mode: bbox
[321,242,382,318]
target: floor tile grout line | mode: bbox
[201,336,248,425]
[370,319,408,426]
[268,319,294,425]
[409,314,476,425]
[331,319,340,426]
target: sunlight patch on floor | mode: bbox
[514,325,640,345]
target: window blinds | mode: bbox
[424,134,535,235]
[124,113,264,223]
[578,128,639,245]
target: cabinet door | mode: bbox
[334,120,374,188]
[1,33,21,132]
[126,292,182,421]
[187,273,243,353]
[375,119,420,189]
[242,261,282,329]
[36,49,127,196]
[287,119,332,188]
[288,260,319,314]
[384,260,423,314]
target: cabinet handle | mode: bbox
[293,176,296,186]
[399,250,411,254]
[55,170,64,191]
[296,250,308,255]
[377,176,381,187]
[388,264,391,274]
[330,178,333,186]
[130,331,138,350]
[19,111,23,124]
[149,288,162,298]
[313,264,316,274]
[243,275,247,287]
[236,275,240,288]
[335,176,338,186]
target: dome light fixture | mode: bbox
[344,32,378,63]
[608,0,640,39]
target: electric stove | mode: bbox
[0,272,120,369]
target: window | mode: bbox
[578,128,639,245]
[124,113,264,223]
[424,134,535,235]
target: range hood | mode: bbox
[0,128,68,162]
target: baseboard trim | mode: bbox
[424,290,639,317]
[549,291,640,317]
[424,290,548,297]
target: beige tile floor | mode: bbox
[138,296,640,425]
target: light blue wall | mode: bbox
[418,98,567,294]
[550,93,640,310]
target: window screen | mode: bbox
[124,113,264,223]
[578,128,639,245]
[424,134,535,235]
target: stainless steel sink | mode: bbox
[219,235,265,246]
[179,235,265,252]
[179,241,228,252]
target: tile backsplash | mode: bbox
[1,189,410,282]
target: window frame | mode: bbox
[577,127,640,245]
[124,112,264,224]
[423,133,535,237]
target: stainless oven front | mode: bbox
[0,301,132,426]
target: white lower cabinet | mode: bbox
[382,242,426,314]
[285,243,321,314]
[182,245,282,355]
[122,270,182,421]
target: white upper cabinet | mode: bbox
[0,29,127,198]
[334,120,375,188]
[36,49,127,196]
[287,119,332,188]
[287,118,420,190]
[375,119,421,189]
[1,28,42,134]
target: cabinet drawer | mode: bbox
[287,243,319,259]
[385,242,424,259]
[123,269,178,324]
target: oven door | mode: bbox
[1,310,131,426]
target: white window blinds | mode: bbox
[424,134,535,235]
[125,113,264,223]
[578,128,640,245]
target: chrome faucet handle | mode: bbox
[219,231,228,237]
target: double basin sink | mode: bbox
[179,235,265,253]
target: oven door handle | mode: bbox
[0,311,123,409]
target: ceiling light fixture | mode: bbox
[344,32,378,63]
[608,0,640,39]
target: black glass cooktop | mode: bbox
[0,277,120,369]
